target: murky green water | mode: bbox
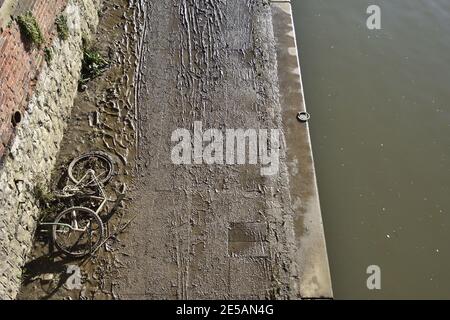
[292,0,450,299]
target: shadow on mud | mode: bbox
[21,250,81,300]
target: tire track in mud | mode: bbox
[18,0,299,300]
[117,0,298,299]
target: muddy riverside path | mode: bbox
[10,0,333,300]
[18,0,331,300]
[113,0,300,299]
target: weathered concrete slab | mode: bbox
[271,1,333,299]
[116,0,298,300]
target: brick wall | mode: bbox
[0,0,68,159]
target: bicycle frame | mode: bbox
[39,169,112,230]
[80,169,110,216]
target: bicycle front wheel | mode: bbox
[52,207,104,257]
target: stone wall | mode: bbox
[0,0,68,157]
[0,0,100,300]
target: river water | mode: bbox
[291,0,450,299]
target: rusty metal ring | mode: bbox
[297,111,310,122]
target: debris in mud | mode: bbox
[33,184,62,218]
[39,273,55,282]
[34,184,55,206]
[92,213,136,255]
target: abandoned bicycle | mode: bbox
[39,151,124,258]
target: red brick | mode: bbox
[0,0,70,158]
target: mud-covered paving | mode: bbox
[114,0,298,299]
[18,0,137,299]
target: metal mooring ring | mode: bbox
[297,111,310,123]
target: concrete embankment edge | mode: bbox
[271,1,333,298]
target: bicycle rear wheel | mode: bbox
[68,151,114,186]
[52,207,104,257]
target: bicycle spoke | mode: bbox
[68,152,114,186]
[53,208,103,257]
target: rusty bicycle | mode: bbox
[39,151,124,258]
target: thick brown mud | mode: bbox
[114,0,298,300]
[18,0,304,300]
[18,0,137,300]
